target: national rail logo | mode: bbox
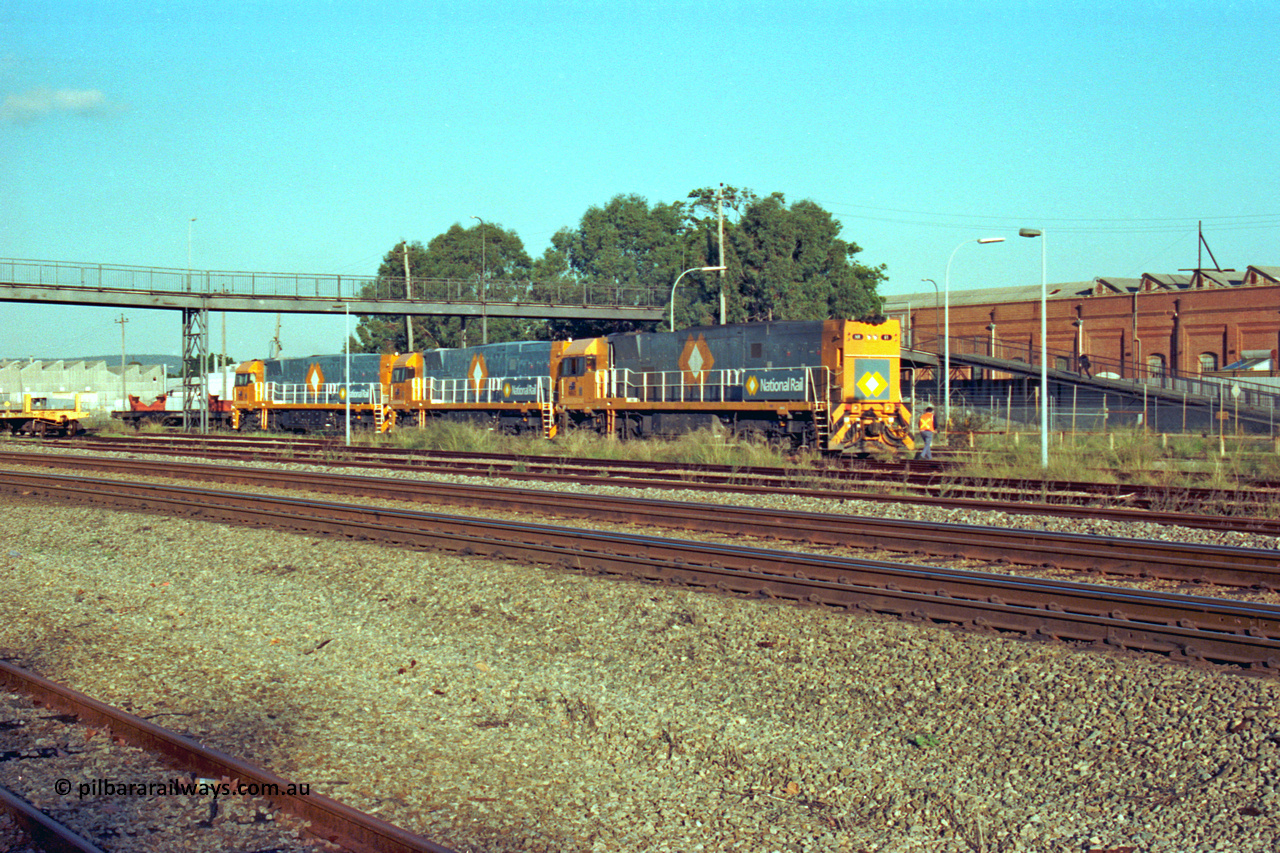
[854,360,891,400]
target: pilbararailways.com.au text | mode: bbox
[56,777,310,800]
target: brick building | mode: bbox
[884,265,1280,380]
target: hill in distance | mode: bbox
[69,354,183,371]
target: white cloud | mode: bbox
[1,87,121,124]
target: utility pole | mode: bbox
[114,314,128,410]
[221,311,228,406]
[402,241,414,352]
[717,184,726,325]
[270,313,282,357]
[472,215,488,344]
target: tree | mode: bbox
[542,194,692,339]
[673,186,758,329]
[353,224,536,352]
[181,352,237,376]
[730,192,885,322]
[350,192,888,351]
[671,187,885,328]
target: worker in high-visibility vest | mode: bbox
[918,405,936,460]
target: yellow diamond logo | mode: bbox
[857,371,886,398]
[746,375,759,396]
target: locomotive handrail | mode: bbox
[611,367,744,403]
[263,381,381,405]
[425,375,549,405]
[607,365,836,405]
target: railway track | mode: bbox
[0,782,106,853]
[1,468,1277,671]
[4,450,1279,591]
[65,433,1280,512]
[0,660,457,853]
[14,439,1280,537]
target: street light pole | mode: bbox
[186,217,196,291]
[669,266,727,332]
[717,184,726,325]
[471,216,488,344]
[335,302,351,446]
[345,300,351,447]
[1020,228,1048,468]
[921,279,938,349]
[943,238,1004,428]
[115,314,128,409]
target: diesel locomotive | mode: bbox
[232,317,914,453]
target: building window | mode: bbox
[1146,354,1166,377]
[1198,352,1217,373]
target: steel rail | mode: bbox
[4,451,1279,590]
[58,436,1280,535]
[1,469,1277,670]
[0,659,457,853]
[0,783,108,853]
[74,433,1279,510]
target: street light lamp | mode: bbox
[669,266,727,332]
[943,238,1005,428]
[1019,227,1048,468]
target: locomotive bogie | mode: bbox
[415,407,544,436]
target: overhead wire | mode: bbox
[818,200,1280,235]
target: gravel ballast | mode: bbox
[0,486,1278,852]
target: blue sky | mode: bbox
[3,0,1277,359]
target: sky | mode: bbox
[2,0,1278,360]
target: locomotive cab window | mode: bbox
[234,373,254,387]
[392,366,416,383]
[561,356,596,377]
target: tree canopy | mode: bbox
[352,223,535,353]
[350,188,887,352]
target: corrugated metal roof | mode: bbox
[1192,269,1245,288]
[1094,277,1143,293]
[883,281,1095,310]
[884,265,1275,310]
